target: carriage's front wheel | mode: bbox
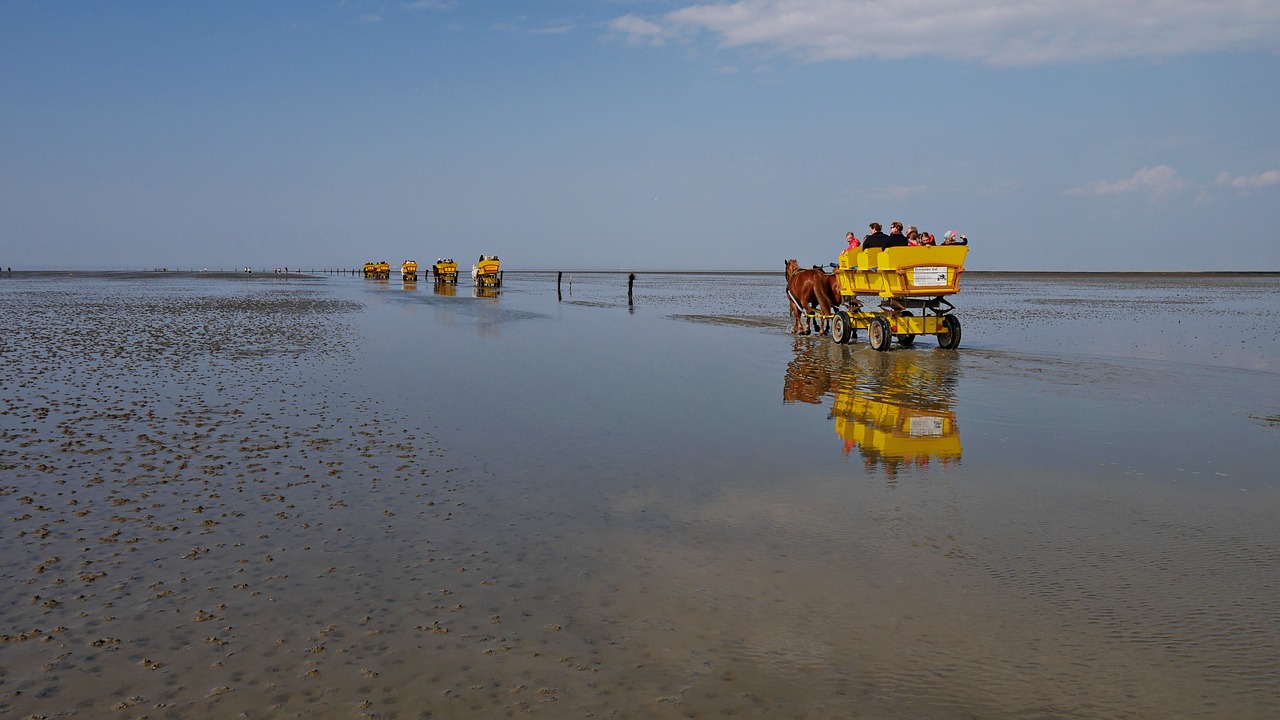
[831,310,852,344]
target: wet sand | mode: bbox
[1,270,1277,718]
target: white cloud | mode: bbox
[1215,170,1280,190]
[608,14,669,47]
[1065,165,1191,198]
[610,0,1280,66]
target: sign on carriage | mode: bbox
[912,266,948,287]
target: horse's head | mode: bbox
[784,258,800,277]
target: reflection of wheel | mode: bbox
[938,314,962,349]
[897,310,916,346]
[832,310,852,344]
[868,316,892,352]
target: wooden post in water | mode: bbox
[557,272,562,301]
[628,273,635,305]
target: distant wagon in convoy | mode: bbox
[433,258,458,284]
[789,245,968,351]
[473,256,501,288]
[363,261,390,279]
[401,260,418,281]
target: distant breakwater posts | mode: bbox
[0,267,646,308]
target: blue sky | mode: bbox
[3,1,1279,271]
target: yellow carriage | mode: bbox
[401,259,418,281]
[363,260,390,279]
[828,245,967,351]
[474,256,501,288]
[433,258,458,284]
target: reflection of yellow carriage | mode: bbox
[827,246,968,351]
[474,256,501,288]
[401,260,418,281]
[783,340,961,473]
[833,394,961,467]
[433,259,458,284]
[363,260,390,279]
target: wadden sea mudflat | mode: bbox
[1,270,1277,719]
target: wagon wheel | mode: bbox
[832,310,853,345]
[896,310,916,347]
[937,314,962,350]
[868,317,892,352]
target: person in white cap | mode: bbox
[942,230,968,245]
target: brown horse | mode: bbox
[785,259,837,335]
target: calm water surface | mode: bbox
[1,270,1277,718]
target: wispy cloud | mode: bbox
[608,14,668,47]
[608,1,1280,66]
[1065,165,1191,199]
[1215,170,1280,190]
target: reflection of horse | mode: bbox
[785,259,836,335]
[782,338,841,404]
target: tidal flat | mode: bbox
[1,269,1277,719]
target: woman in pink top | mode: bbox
[845,231,861,251]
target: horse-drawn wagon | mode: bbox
[474,256,501,288]
[433,259,458,284]
[363,260,390,279]
[787,245,967,351]
[401,260,418,281]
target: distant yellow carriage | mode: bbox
[401,260,418,281]
[826,245,968,351]
[433,258,458,284]
[474,256,501,288]
[363,260,390,279]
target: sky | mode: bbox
[3,1,1279,272]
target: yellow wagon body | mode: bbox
[818,245,969,350]
[475,257,501,287]
[363,261,390,279]
[434,260,458,283]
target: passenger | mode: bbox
[906,228,920,246]
[861,222,891,250]
[920,231,936,246]
[844,231,861,251]
[942,230,968,245]
[886,222,909,247]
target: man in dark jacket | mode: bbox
[862,222,891,249]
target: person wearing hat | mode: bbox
[942,230,968,245]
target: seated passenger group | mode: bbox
[847,222,966,251]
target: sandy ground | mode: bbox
[2,272,1277,719]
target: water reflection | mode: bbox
[784,340,962,476]
[433,281,456,297]
[473,286,499,299]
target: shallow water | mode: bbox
[1,270,1277,718]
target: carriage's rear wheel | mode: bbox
[869,317,892,352]
[937,314,962,349]
[832,310,852,344]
